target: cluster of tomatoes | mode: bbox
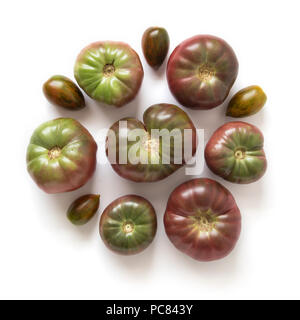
[26,27,267,262]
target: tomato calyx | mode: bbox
[103,63,115,77]
[191,209,217,233]
[234,147,247,160]
[140,134,160,163]
[122,221,135,234]
[141,135,159,152]
[197,63,216,82]
[48,147,61,160]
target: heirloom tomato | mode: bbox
[106,103,197,182]
[164,178,241,262]
[142,27,170,69]
[26,118,97,193]
[74,41,144,107]
[167,35,238,110]
[100,195,157,255]
[43,75,85,111]
[205,121,267,184]
[67,194,100,226]
[226,85,267,117]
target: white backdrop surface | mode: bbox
[0,0,299,300]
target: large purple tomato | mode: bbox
[26,118,97,193]
[106,103,197,182]
[167,35,238,110]
[74,41,144,107]
[164,178,241,262]
[205,121,267,184]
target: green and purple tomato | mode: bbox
[26,118,97,193]
[74,41,144,107]
[106,103,197,182]
[67,194,100,226]
[205,121,267,184]
[226,85,267,117]
[167,35,239,110]
[43,75,85,111]
[100,195,157,255]
[164,178,241,262]
[142,27,170,69]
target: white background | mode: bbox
[0,0,299,300]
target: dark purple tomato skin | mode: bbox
[164,178,241,262]
[67,194,100,226]
[106,103,197,182]
[205,121,267,184]
[43,75,85,110]
[167,35,239,110]
[142,27,170,69]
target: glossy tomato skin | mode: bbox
[74,41,144,107]
[100,195,157,255]
[164,178,241,262]
[43,75,85,110]
[142,27,169,69]
[106,103,197,182]
[167,35,238,110]
[226,85,267,117]
[26,118,97,193]
[67,194,100,226]
[205,121,267,184]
